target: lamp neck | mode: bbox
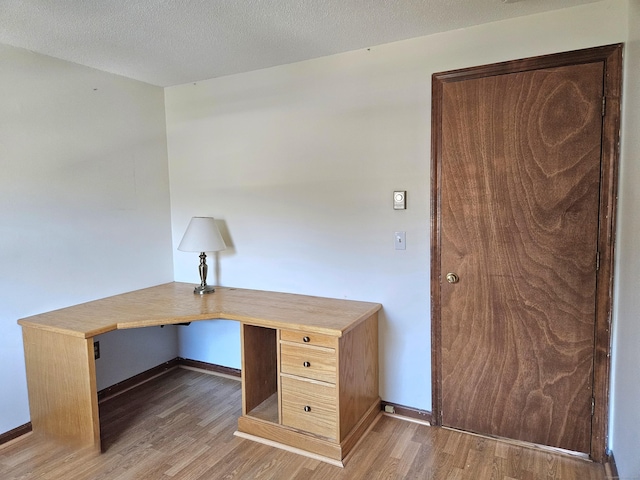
[198,252,208,288]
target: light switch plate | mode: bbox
[393,191,406,210]
[395,231,406,250]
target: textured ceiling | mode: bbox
[0,0,603,87]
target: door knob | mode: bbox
[446,272,459,284]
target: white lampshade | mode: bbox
[178,217,226,253]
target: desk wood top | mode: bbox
[18,282,382,339]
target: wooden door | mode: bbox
[431,45,622,459]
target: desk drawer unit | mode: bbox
[238,311,380,467]
[281,375,337,439]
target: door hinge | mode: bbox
[591,397,595,416]
[596,252,600,271]
[602,96,606,116]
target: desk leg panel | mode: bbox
[22,327,100,451]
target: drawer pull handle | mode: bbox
[304,405,311,412]
[303,361,311,367]
[303,336,310,343]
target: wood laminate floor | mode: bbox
[0,368,605,479]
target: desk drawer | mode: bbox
[281,343,336,383]
[280,329,336,349]
[281,376,337,439]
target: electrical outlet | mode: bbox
[94,341,100,360]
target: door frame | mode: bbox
[430,44,623,462]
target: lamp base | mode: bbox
[193,284,216,295]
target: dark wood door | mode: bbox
[431,47,622,457]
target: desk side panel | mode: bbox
[22,327,100,450]
[338,312,380,439]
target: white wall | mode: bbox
[0,44,175,433]
[166,1,628,412]
[177,320,241,369]
[95,326,178,391]
[611,0,640,477]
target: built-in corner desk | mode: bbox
[18,282,382,466]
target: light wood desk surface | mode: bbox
[18,282,381,338]
[17,282,382,462]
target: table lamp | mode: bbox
[178,217,227,294]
